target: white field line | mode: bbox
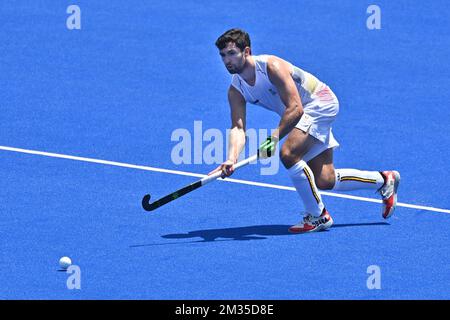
[1,145,449,214]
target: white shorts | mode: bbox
[295,86,340,162]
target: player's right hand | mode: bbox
[208,159,236,179]
[258,135,279,159]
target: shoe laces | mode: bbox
[302,213,313,223]
[377,173,393,199]
[380,181,394,198]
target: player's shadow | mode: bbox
[162,224,293,242]
[162,222,389,242]
[130,222,389,247]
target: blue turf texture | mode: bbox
[0,0,449,299]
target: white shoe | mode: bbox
[288,208,333,233]
[379,171,401,219]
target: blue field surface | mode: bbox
[1,1,449,299]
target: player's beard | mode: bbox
[226,58,245,74]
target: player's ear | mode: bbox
[244,46,251,56]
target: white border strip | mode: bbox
[1,145,449,214]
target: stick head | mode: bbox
[142,194,153,211]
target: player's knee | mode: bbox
[280,146,299,168]
[315,171,336,190]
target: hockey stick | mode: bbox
[142,153,259,211]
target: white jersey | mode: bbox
[230,55,335,117]
[230,54,340,151]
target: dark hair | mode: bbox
[215,28,251,51]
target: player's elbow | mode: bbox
[288,104,303,122]
[295,102,304,115]
[229,126,246,143]
[230,126,246,134]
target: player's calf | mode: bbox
[314,173,336,190]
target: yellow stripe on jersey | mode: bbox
[303,168,321,204]
[304,75,319,93]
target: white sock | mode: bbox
[333,169,384,191]
[288,160,324,217]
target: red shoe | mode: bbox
[379,171,401,219]
[288,208,333,233]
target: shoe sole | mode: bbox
[383,171,401,219]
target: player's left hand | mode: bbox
[258,136,279,158]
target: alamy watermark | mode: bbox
[66,265,81,290]
[171,121,280,175]
[366,265,381,289]
[67,5,81,30]
[367,5,381,30]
